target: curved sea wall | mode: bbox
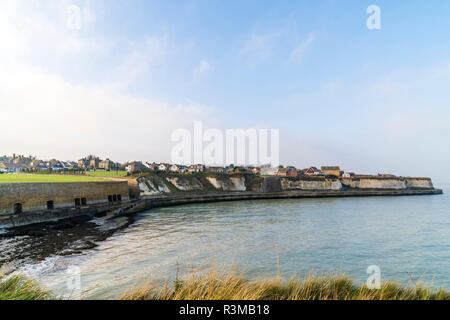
[0,174,441,231]
[0,181,129,215]
[136,174,437,197]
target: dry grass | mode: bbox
[0,270,53,300]
[1,265,449,300]
[119,267,450,300]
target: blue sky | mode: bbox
[1,0,450,181]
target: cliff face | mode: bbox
[138,175,172,195]
[206,176,246,191]
[406,178,434,189]
[136,173,436,197]
[341,177,434,190]
[281,177,342,191]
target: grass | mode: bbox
[119,267,450,300]
[2,266,450,300]
[0,271,52,300]
[0,174,105,183]
[84,170,128,178]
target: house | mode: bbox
[304,167,322,176]
[321,166,341,176]
[179,165,188,173]
[277,167,297,177]
[126,161,147,173]
[157,164,169,172]
[0,163,28,173]
[169,164,181,173]
[65,161,79,170]
[89,158,101,169]
[251,167,261,175]
[0,156,10,163]
[30,160,48,171]
[12,155,35,165]
[144,162,157,170]
[77,155,101,169]
[49,160,65,171]
[187,164,206,173]
[77,158,90,168]
[99,159,117,171]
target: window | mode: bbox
[75,198,81,208]
[113,195,117,202]
[81,198,87,206]
[108,195,113,203]
[47,201,54,210]
[14,203,22,214]
[117,195,122,203]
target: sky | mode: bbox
[1,0,450,181]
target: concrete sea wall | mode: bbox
[281,177,342,191]
[0,181,129,215]
[341,177,434,190]
[405,178,434,189]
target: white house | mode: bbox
[158,164,169,172]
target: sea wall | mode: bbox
[136,174,437,197]
[341,177,434,190]
[281,177,342,191]
[0,181,129,215]
[405,178,434,189]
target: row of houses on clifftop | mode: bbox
[0,154,124,173]
[0,154,374,179]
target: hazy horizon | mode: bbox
[1,0,449,182]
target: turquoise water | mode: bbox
[24,186,450,299]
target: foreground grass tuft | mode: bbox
[0,271,52,300]
[119,268,450,300]
[1,267,449,300]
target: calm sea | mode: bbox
[19,183,450,299]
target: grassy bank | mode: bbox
[0,174,105,183]
[84,171,128,178]
[120,269,450,300]
[0,271,52,300]
[2,268,450,300]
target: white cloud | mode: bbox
[193,60,212,77]
[113,35,169,88]
[289,33,315,64]
[0,0,217,163]
[239,32,279,62]
[0,57,214,162]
